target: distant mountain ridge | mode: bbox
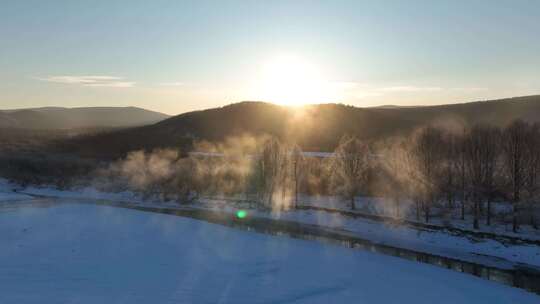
[0,106,169,129]
[61,95,540,158]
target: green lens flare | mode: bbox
[236,210,247,219]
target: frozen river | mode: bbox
[1,202,538,303]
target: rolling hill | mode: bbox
[0,106,169,129]
[57,95,540,159]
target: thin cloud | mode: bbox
[37,75,135,87]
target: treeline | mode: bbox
[384,120,540,232]
[89,120,540,232]
[3,119,539,233]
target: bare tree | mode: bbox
[290,144,304,209]
[501,120,531,232]
[482,127,501,227]
[523,123,540,229]
[440,132,461,211]
[408,126,445,223]
[381,139,409,218]
[174,157,198,204]
[250,137,287,208]
[454,130,468,221]
[463,125,501,228]
[332,135,371,210]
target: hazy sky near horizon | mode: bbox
[1,0,539,114]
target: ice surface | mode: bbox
[0,203,538,303]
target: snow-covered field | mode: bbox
[1,203,538,303]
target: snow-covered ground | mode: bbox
[0,178,33,202]
[197,198,540,268]
[20,183,143,203]
[13,181,540,240]
[1,203,538,303]
[294,194,540,240]
[4,181,540,269]
[258,209,540,268]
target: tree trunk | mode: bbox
[267,181,275,209]
[416,200,420,221]
[512,187,520,232]
[460,156,466,220]
[395,197,400,218]
[294,163,298,209]
[461,198,465,221]
[512,203,518,233]
[424,201,430,223]
[294,179,298,209]
[479,202,484,214]
[530,212,538,230]
[473,199,479,229]
[280,185,286,211]
[486,199,491,226]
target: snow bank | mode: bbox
[0,178,33,202]
[195,198,540,268]
[264,209,540,268]
[301,195,540,240]
[22,184,144,203]
[1,203,537,303]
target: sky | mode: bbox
[1,0,539,115]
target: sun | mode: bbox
[255,55,337,106]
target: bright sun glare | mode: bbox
[256,55,338,106]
